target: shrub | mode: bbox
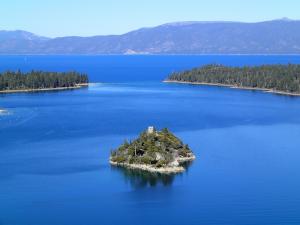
[141,156,152,164]
[156,160,168,168]
[112,155,126,163]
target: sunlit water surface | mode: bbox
[1,55,300,225]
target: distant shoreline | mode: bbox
[0,83,89,94]
[1,54,300,56]
[0,108,8,114]
[164,80,300,97]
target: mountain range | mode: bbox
[1,18,300,54]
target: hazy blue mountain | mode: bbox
[1,19,300,54]
[0,30,49,54]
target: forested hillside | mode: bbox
[0,70,88,91]
[167,64,300,94]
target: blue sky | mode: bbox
[0,0,299,37]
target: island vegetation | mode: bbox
[166,64,300,95]
[0,70,89,93]
[110,127,195,173]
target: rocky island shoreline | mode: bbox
[0,83,89,94]
[110,127,195,174]
[164,80,300,96]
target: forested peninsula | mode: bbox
[165,64,300,96]
[0,70,89,93]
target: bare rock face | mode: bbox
[169,160,180,167]
[155,152,163,161]
[110,127,196,173]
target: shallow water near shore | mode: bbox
[1,55,300,225]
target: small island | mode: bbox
[110,127,195,174]
[165,64,300,96]
[0,70,89,93]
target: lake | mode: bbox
[1,55,300,225]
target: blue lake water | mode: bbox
[1,55,300,225]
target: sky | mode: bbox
[0,0,299,37]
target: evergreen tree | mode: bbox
[167,64,300,94]
[0,70,89,91]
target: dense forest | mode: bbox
[167,64,300,94]
[0,70,88,91]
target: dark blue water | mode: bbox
[1,56,300,225]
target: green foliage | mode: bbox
[110,150,117,157]
[128,157,136,164]
[111,127,193,167]
[156,160,168,168]
[111,155,126,163]
[178,148,191,157]
[0,70,89,91]
[141,156,153,165]
[167,64,300,93]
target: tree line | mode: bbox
[0,70,89,91]
[167,64,300,93]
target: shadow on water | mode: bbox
[111,161,193,189]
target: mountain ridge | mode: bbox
[1,18,300,54]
